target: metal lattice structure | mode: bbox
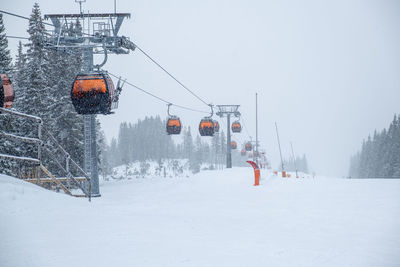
[216,105,241,168]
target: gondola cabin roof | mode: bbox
[167,117,181,126]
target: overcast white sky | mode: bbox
[2,0,400,176]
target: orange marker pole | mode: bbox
[247,160,260,186]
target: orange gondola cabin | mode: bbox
[245,142,252,151]
[213,120,220,133]
[199,118,214,136]
[231,121,242,133]
[0,73,14,109]
[241,149,246,156]
[71,72,117,115]
[166,116,182,135]
[230,141,237,149]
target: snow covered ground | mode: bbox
[1,168,399,267]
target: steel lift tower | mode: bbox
[216,105,240,168]
[44,3,136,196]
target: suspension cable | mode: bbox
[239,114,252,140]
[0,9,94,38]
[5,35,29,40]
[133,43,210,107]
[0,9,54,27]
[108,72,209,114]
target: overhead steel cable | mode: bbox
[239,114,252,140]
[0,9,94,38]
[108,72,209,114]
[0,9,54,27]
[133,43,210,107]
[5,35,29,40]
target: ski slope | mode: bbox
[1,168,399,267]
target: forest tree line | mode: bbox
[101,116,247,176]
[349,114,400,178]
[280,155,309,173]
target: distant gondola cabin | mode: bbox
[241,149,246,156]
[245,142,252,151]
[231,121,242,133]
[199,118,214,136]
[230,141,237,149]
[71,72,116,115]
[166,116,182,135]
[0,73,14,108]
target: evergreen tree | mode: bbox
[183,126,194,160]
[46,44,84,169]
[22,3,50,118]
[0,19,14,174]
[211,132,220,167]
[349,114,400,178]
[0,14,12,72]
[109,137,118,167]
[118,122,130,166]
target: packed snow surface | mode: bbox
[1,168,399,267]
